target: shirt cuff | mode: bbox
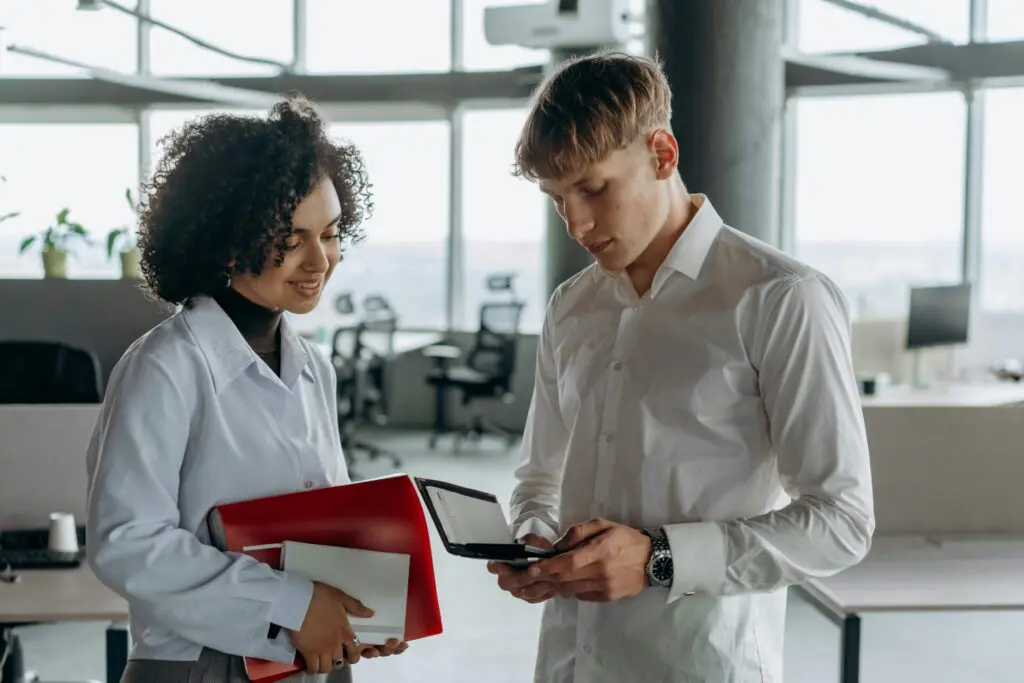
[663,521,727,602]
[270,570,314,633]
[514,517,560,544]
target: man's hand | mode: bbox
[487,533,560,604]
[289,581,374,674]
[527,519,652,603]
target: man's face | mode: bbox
[538,133,676,273]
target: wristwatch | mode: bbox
[643,528,673,588]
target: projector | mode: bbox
[484,0,631,50]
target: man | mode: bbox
[487,52,874,683]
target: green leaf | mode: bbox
[18,235,36,254]
[106,230,121,258]
[56,207,70,224]
[69,222,88,236]
[0,211,19,224]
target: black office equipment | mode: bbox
[906,283,972,350]
[425,274,525,450]
[0,340,102,404]
[414,477,558,567]
[332,294,402,476]
[905,283,972,388]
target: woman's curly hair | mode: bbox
[137,94,373,306]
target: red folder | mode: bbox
[208,474,443,682]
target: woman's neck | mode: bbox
[214,287,282,354]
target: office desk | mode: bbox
[861,381,1024,408]
[796,535,1024,683]
[313,331,443,360]
[0,565,129,683]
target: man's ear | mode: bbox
[648,129,679,180]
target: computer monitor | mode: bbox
[906,283,972,350]
[905,283,972,388]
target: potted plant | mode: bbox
[106,187,142,279]
[18,207,91,279]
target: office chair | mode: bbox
[331,296,402,475]
[425,299,525,450]
[0,341,102,404]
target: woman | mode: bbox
[85,96,408,681]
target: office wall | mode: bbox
[0,279,175,390]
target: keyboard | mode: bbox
[1,548,81,570]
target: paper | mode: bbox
[282,541,409,644]
[425,486,516,545]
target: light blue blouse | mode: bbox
[86,295,348,664]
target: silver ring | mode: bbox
[351,636,360,646]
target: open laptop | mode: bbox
[414,477,559,566]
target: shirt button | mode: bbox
[582,644,593,655]
[612,361,623,371]
[604,433,614,443]
[303,481,314,489]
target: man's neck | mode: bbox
[214,287,282,355]
[626,185,695,297]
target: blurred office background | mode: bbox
[2,2,1024,683]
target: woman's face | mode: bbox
[231,176,343,315]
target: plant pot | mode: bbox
[42,248,68,279]
[120,247,142,280]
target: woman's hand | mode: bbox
[289,581,374,674]
[353,638,410,661]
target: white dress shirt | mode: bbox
[86,296,348,664]
[510,195,874,683]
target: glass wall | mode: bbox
[793,92,967,319]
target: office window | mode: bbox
[793,93,966,319]
[461,109,546,333]
[988,0,1024,41]
[286,120,451,332]
[0,124,138,279]
[0,0,137,76]
[980,88,1024,312]
[306,0,450,74]
[148,0,293,76]
[147,108,264,175]
[798,0,969,52]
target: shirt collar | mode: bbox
[658,193,723,284]
[183,296,314,393]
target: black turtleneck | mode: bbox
[213,287,283,376]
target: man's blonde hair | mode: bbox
[513,51,672,182]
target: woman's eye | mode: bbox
[283,236,302,251]
[322,232,341,242]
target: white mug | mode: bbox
[48,512,79,554]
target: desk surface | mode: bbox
[805,535,1024,614]
[314,331,443,359]
[0,565,128,622]
[861,382,1024,408]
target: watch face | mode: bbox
[653,556,673,583]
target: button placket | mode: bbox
[593,307,639,508]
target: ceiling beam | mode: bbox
[2,41,1024,108]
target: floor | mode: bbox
[12,430,1023,683]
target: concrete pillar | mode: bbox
[545,48,602,298]
[651,0,785,245]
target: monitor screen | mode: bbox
[906,283,972,350]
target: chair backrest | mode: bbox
[468,302,525,383]
[0,340,102,404]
